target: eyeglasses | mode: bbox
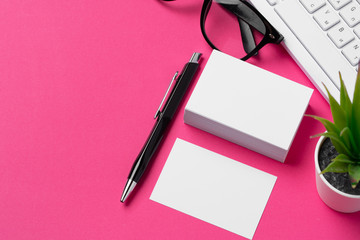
[163,0,284,61]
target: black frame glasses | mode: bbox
[201,0,283,61]
[163,0,284,61]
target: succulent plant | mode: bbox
[309,67,360,189]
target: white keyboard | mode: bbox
[250,0,360,102]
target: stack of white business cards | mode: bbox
[184,50,313,162]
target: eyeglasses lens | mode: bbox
[205,0,266,59]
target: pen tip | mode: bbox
[120,179,137,203]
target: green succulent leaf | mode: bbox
[306,115,340,135]
[324,84,347,131]
[353,65,360,106]
[351,67,360,149]
[331,154,355,164]
[348,164,360,189]
[339,127,359,155]
[321,160,349,174]
[310,132,326,139]
[339,72,352,115]
[320,132,354,157]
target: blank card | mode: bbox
[150,139,277,239]
[184,50,313,162]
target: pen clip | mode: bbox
[154,71,178,119]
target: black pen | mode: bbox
[120,52,202,203]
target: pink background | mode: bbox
[0,1,359,239]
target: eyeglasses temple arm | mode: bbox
[238,19,258,55]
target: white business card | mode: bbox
[150,138,277,239]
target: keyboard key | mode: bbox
[342,40,360,65]
[275,0,357,94]
[313,7,340,30]
[339,2,360,27]
[266,0,278,6]
[328,22,355,48]
[355,24,360,38]
[299,0,326,13]
[328,0,351,10]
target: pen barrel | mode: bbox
[162,62,199,119]
[127,59,199,184]
[128,118,169,183]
